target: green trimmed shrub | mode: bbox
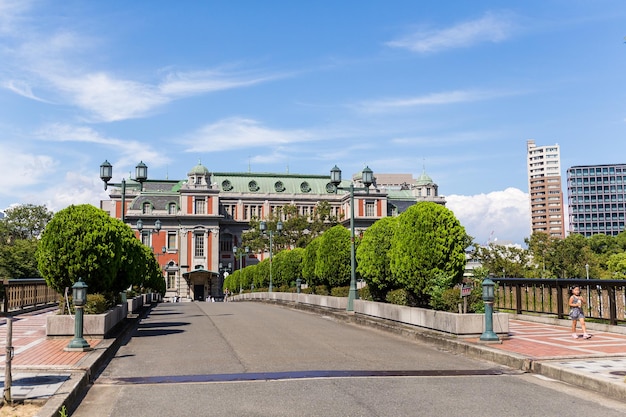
[386,288,409,306]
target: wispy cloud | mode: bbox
[160,69,288,96]
[50,73,167,122]
[0,0,33,35]
[357,89,514,113]
[0,149,56,196]
[0,9,285,122]
[3,80,51,102]
[182,117,317,153]
[35,123,169,172]
[387,11,516,53]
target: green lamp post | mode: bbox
[330,165,374,312]
[479,277,500,342]
[100,160,148,223]
[65,278,92,351]
[234,245,250,293]
[260,220,282,292]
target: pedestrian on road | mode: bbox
[569,286,591,339]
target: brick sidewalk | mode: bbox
[484,319,626,359]
[0,312,100,369]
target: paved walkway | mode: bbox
[0,309,624,415]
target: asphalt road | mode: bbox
[71,302,626,417]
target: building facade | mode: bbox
[526,140,566,238]
[101,162,445,301]
[567,164,626,236]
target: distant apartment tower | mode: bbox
[567,164,626,236]
[526,140,565,238]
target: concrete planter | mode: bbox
[46,303,128,339]
[353,299,508,337]
[127,296,144,314]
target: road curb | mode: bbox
[35,304,155,417]
[533,360,626,401]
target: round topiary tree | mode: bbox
[356,216,398,301]
[36,204,130,295]
[388,202,470,306]
[314,224,350,289]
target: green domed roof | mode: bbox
[188,162,210,176]
[415,171,433,186]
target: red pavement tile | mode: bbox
[11,339,101,366]
[480,319,626,359]
[0,311,101,368]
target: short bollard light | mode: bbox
[65,278,92,351]
[296,278,302,294]
[479,277,500,343]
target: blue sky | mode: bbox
[1,0,626,246]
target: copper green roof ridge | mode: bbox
[212,172,330,179]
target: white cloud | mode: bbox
[35,123,170,174]
[32,171,105,213]
[160,69,287,96]
[3,80,50,102]
[0,149,56,197]
[0,0,33,35]
[0,10,285,122]
[182,117,316,153]
[357,89,512,113]
[51,73,167,122]
[446,187,530,246]
[387,11,515,53]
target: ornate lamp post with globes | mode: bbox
[65,278,92,351]
[233,245,250,293]
[330,165,374,312]
[99,160,149,223]
[259,220,283,292]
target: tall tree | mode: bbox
[0,204,53,278]
[273,247,304,288]
[388,202,470,305]
[314,224,351,288]
[474,243,531,278]
[1,204,53,241]
[36,204,129,295]
[302,237,320,286]
[0,239,40,278]
[356,216,398,300]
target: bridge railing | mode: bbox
[492,277,626,325]
[1,278,59,314]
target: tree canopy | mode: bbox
[356,216,398,300]
[0,204,53,279]
[314,225,351,288]
[36,204,163,296]
[388,202,470,304]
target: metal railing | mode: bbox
[1,278,59,314]
[492,277,626,325]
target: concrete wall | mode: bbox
[232,292,508,337]
[47,304,129,339]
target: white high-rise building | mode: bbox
[526,140,565,239]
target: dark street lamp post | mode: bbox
[259,220,283,292]
[330,165,374,312]
[219,262,232,300]
[479,277,500,343]
[65,278,92,351]
[100,160,148,223]
[233,245,250,293]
